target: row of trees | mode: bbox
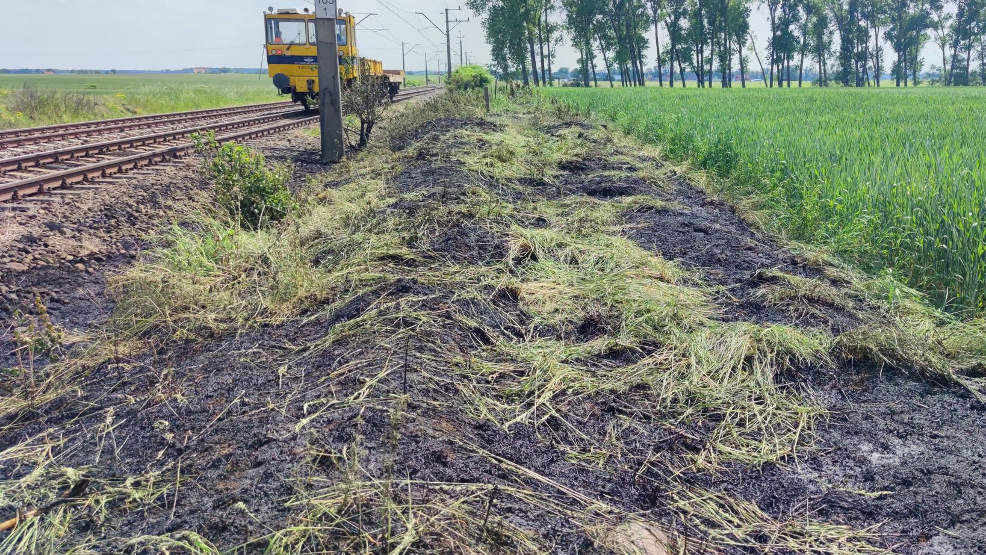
[470,0,986,87]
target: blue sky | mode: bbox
[0,1,493,71]
[1,1,941,75]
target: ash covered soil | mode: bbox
[0,130,320,370]
[1,96,985,553]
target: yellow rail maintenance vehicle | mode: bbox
[264,8,401,111]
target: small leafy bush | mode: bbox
[342,64,393,149]
[448,65,493,91]
[193,132,295,230]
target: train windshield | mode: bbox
[303,20,347,45]
[267,19,307,45]
[336,21,347,45]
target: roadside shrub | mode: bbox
[9,85,99,122]
[192,132,295,230]
[341,65,392,149]
[448,65,493,91]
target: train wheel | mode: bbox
[300,96,312,113]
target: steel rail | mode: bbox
[0,107,302,174]
[0,102,303,149]
[0,86,441,203]
[0,101,294,141]
[0,116,319,202]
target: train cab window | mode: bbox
[336,21,347,46]
[266,19,307,45]
[304,20,347,46]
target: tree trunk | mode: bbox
[725,34,732,87]
[768,9,777,87]
[581,38,591,87]
[678,47,687,86]
[786,52,792,86]
[752,35,768,84]
[873,22,881,86]
[912,46,918,85]
[669,35,676,87]
[598,34,616,87]
[980,41,986,85]
[895,40,901,86]
[862,39,871,87]
[527,24,540,86]
[965,40,973,84]
[798,41,806,86]
[947,29,962,85]
[903,47,908,86]
[538,12,547,85]
[653,18,664,86]
[545,4,554,85]
[630,16,645,86]
[698,43,705,86]
[708,31,716,87]
[590,49,599,86]
[628,30,639,85]
[940,43,947,83]
[817,31,823,86]
[738,33,747,87]
[629,42,640,85]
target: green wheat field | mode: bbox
[547,87,986,313]
[0,73,281,129]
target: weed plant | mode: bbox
[192,132,295,230]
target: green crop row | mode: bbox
[546,87,986,314]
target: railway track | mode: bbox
[0,86,441,204]
[0,101,297,154]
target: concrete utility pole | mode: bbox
[402,42,419,88]
[444,8,468,77]
[315,0,343,163]
[433,52,445,83]
[457,32,464,66]
[417,8,468,78]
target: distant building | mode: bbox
[193,67,208,74]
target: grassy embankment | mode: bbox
[0,74,281,129]
[546,86,986,313]
[2,91,984,552]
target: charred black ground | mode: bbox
[1,93,984,553]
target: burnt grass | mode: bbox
[625,177,862,334]
[1,110,984,553]
[625,176,986,551]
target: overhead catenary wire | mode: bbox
[365,28,402,47]
[372,0,442,50]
